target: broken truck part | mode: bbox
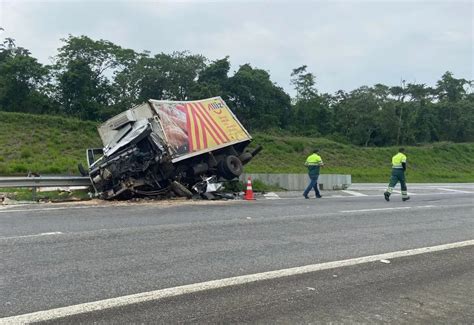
[81,97,262,199]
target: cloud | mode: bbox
[1,0,472,95]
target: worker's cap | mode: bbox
[399,147,405,152]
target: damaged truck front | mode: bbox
[82,97,261,199]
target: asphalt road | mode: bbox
[1,183,473,323]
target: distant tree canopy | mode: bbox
[0,34,473,145]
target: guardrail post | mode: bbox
[32,186,37,201]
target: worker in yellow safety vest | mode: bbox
[384,148,410,202]
[303,149,324,199]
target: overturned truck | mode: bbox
[81,97,261,199]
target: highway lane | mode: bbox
[1,184,473,322]
[1,183,473,237]
[43,246,474,324]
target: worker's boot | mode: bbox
[384,192,390,201]
[402,196,410,201]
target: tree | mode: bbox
[289,66,333,135]
[290,65,318,102]
[332,86,384,146]
[57,58,109,120]
[159,51,206,100]
[191,56,230,99]
[389,81,409,145]
[0,37,54,114]
[435,72,473,141]
[53,35,135,120]
[436,71,469,102]
[227,64,291,130]
[55,35,135,79]
[112,51,206,113]
[403,83,437,143]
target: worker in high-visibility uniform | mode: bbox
[384,148,410,201]
[303,149,324,199]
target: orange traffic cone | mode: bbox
[245,176,255,200]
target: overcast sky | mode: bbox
[1,0,472,96]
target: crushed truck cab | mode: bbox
[83,97,261,199]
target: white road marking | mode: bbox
[2,239,473,324]
[272,191,473,201]
[340,205,436,213]
[0,232,63,240]
[349,184,474,190]
[340,207,412,213]
[439,188,474,194]
[341,190,367,197]
[0,205,106,214]
[349,187,387,190]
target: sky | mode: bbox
[0,0,472,96]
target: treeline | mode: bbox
[0,34,473,146]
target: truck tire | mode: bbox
[219,155,243,180]
[171,181,193,198]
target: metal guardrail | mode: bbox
[0,176,92,188]
[0,176,93,201]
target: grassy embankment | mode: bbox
[246,134,474,182]
[0,111,101,175]
[0,112,101,201]
[1,111,473,184]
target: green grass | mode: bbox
[244,134,474,182]
[0,111,102,175]
[0,188,91,202]
[0,112,473,182]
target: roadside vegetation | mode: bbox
[0,187,91,202]
[1,34,473,148]
[245,134,474,182]
[1,33,473,188]
[1,111,473,183]
[0,111,101,175]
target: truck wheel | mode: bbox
[171,181,193,198]
[220,155,243,179]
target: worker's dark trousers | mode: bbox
[303,175,321,198]
[386,168,408,198]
